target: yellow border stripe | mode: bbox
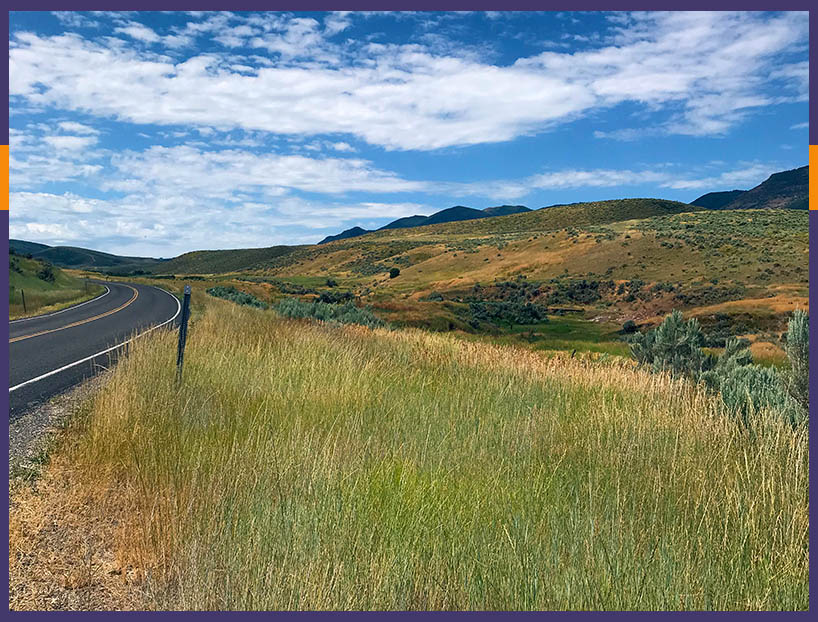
[10,286,139,343]
[2,145,7,211]
[811,145,817,211]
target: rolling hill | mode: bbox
[9,239,161,271]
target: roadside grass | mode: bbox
[29,299,808,610]
[9,256,106,319]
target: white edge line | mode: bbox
[9,285,182,393]
[9,285,111,324]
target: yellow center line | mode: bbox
[9,286,139,344]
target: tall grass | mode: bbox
[67,299,807,610]
[9,283,105,319]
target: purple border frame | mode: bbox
[1,4,814,616]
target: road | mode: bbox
[9,281,180,421]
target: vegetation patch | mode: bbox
[206,286,268,309]
[276,297,385,328]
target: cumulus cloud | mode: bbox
[10,11,807,150]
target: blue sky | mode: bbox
[9,10,809,257]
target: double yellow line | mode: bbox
[9,285,139,344]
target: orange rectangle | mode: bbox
[2,144,7,211]
[811,145,817,210]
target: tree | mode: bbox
[389,267,400,279]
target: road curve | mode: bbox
[9,281,180,421]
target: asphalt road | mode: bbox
[9,281,180,421]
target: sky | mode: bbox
[9,10,809,258]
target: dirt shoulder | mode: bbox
[9,375,150,611]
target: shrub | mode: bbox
[629,310,710,377]
[389,268,400,279]
[622,320,638,334]
[785,309,809,415]
[36,263,56,283]
[206,286,268,309]
[325,278,338,288]
[276,297,385,329]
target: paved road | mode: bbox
[9,281,180,421]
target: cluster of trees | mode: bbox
[630,310,808,427]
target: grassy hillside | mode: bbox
[157,245,299,275]
[10,298,807,610]
[9,253,105,319]
[10,239,161,272]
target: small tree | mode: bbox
[389,267,400,279]
[622,319,638,334]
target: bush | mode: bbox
[325,278,337,288]
[276,297,385,329]
[36,263,56,283]
[629,310,710,377]
[206,286,268,309]
[622,320,638,334]
[389,268,400,279]
[785,310,809,415]
[632,310,807,428]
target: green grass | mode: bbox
[64,299,807,610]
[9,255,105,319]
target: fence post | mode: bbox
[21,289,26,314]
[176,285,192,384]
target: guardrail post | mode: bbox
[21,289,26,314]
[176,285,192,384]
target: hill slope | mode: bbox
[157,245,299,274]
[10,239,160,271]
[722,165,807,210]
[690,190,746,209]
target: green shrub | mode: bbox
[389,267,400,279]
[276,297,385,329]
[206,286,268,309]
[785,310,809,415]
[622,320,638,334]
[629,310,710,377]
[36,263,56,283]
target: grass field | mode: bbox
[12,296,806,610]
[9,255,106,319]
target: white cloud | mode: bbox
[43,135,97,151]
[56,121,100,135]
[113,21,160,43]
[9,11,807,151]
[103,145,428,198]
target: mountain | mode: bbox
[690,190,746,209]
[320,205,532,244]
[482,205,531,217]
[318,227,370,245]
[722,165,808,211]
[378,215,431,230]
[423,206,487,226]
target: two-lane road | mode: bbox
[9,281,180,420]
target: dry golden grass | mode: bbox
[9,298,809,610]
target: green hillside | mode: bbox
[9,253,105,319]
[157,245,299,275]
